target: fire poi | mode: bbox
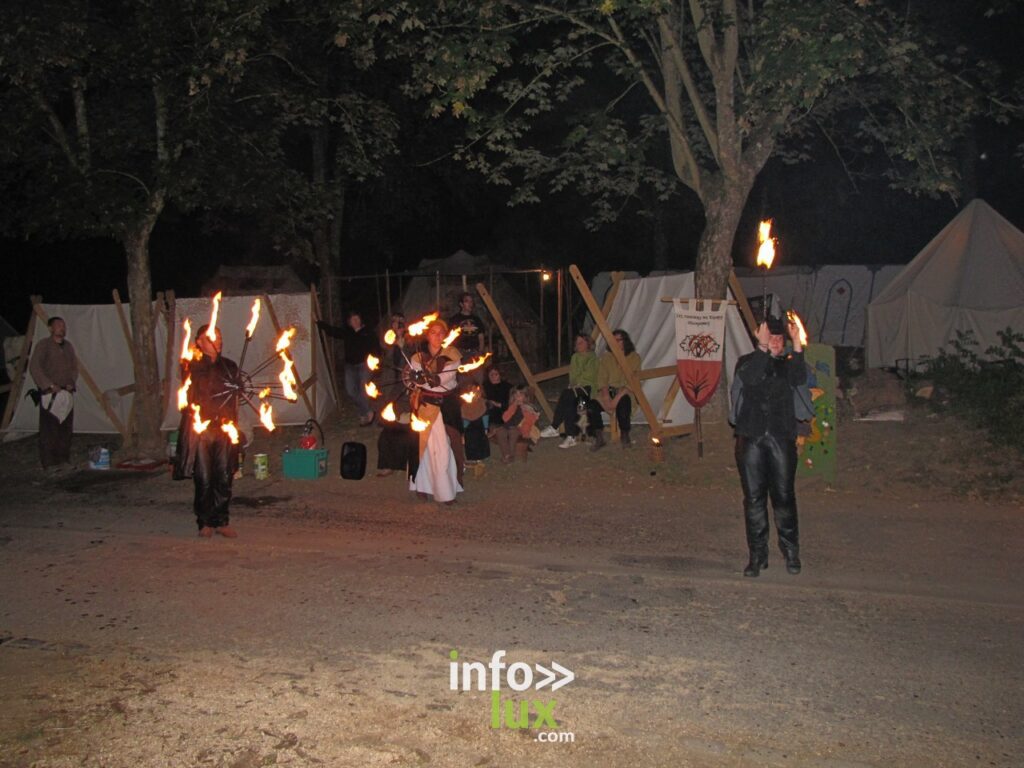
[756,219,777,322]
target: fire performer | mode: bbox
[184,324,242,538]
[730,315,806,577]
[407,319,464,503]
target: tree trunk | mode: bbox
[694,176,751,301]
[123,190,166,459]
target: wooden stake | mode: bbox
[311,284,343,409]
[0,300,38,432]
[729,269,759,337]
[476,282,554,422]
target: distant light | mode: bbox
[979,152,988,161]
[541,271,552,282]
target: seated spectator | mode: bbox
[539,333,598,449]
[482,366,511,434]
[461,381,491,463]
[493,385,539,463]
[586,329,642,450]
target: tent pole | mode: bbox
[435,271,440,310]
[311,284,343,410]
[385,269,391,319]
[0,298,39,432]
[556,268,563,366]
[476,282,554,422]
[161,290,176,427]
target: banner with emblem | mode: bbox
[673,299,728,408]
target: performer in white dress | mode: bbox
[408,319,463,503]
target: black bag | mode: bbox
[340,441,367,480]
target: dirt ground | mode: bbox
[0,393,1022,767]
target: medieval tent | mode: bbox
[866,199,1024,369]
[598,272,753,428]
[734,264,902,347]
[3,292,336,440]
[399,250,547,369]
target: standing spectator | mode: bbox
[319,310,380,426]
[29,317,78,472]
[730,316,806,577]
[586,329,642,450]
[448,292,487,358]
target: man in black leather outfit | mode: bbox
[732,315,806,577]
[184,325,241,539]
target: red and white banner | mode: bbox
[673,299,727,409]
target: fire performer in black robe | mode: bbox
[180,325,242,538]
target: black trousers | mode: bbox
[193,432,236,529]
[551,387,589,437]
[377,425,419,472]
[735,434,799,556]
[463,416,491,461]
[39,407,73,468]
[586,390,631,437]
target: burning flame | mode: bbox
[787,310,808,346]
[411,413,430,432]
[651,437,661,446]
[381,402,397,422]
[206,291,222,341]
[365,381,380,399]
[756,219,776,269]
[460,390,476,403]
[191,404,210,434]
[221,421,240,445]
[259,387,271,399]
[180,319,194,361]
[457,353,492,373]
[276,327,296,352]
[279,353,298,401]
[177,375,192,412]
[441,327,462,348]
[407,312,439,337]
[259,401,275,432]
[366,354,380,372]
[245,298,261,338]
[384,329,397,346]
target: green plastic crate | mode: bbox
[282,448,328,479]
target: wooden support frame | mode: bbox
[568,265,672,440]
[476,282,554,421]
[261,293,316,420]
[0,301,38,432]
[728,269,759,337]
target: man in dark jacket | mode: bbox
[29,316,78,471]
[731,315,806,577]
[319,310,380,426]
[185,325,241,538]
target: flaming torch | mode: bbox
[381,402,397,422]
[410,413,430,432]
[177,375,192,412]
[458,353,492,373]
[756,220,776,323]
[384,329,397,346]
[180,318,194,362]
[441,327,462,349]
[206,291,223,341]
[365,381,380,399]
[786,310,808,348]
[366,354,380,372]
[407,312,439,337]
[191,404,211,434]
[221,421,240,445]
[238,298,261,370]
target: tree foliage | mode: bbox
[404,0,1012,296]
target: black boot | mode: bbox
[743,549,768,578]
[783,548,801,575]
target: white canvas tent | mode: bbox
[734,264,902,347]
[3,292,336,440]
[866,199,1024,369]
[598,272,753,427]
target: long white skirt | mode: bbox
[409,416,462,502]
